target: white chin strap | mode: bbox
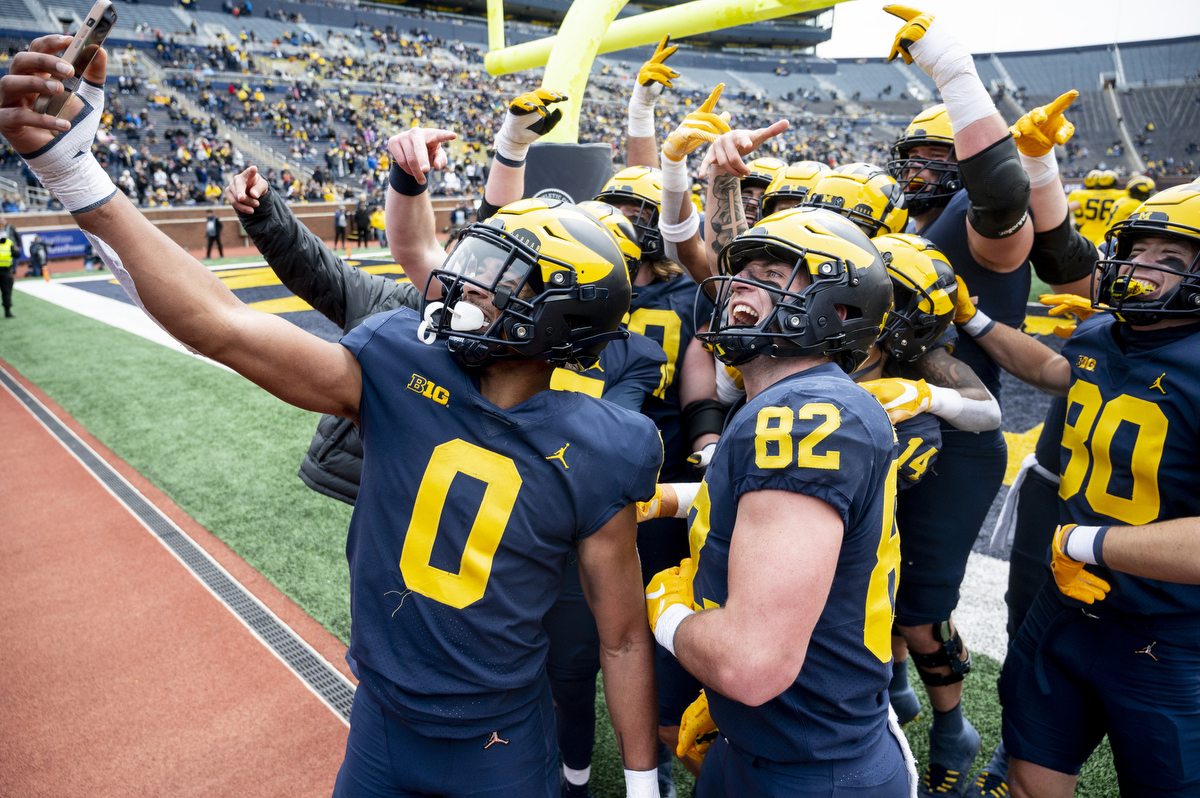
[416,301,488,345]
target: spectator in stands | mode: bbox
[205,210,224,259]
[370,205,386,248]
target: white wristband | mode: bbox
[960,308,995,338]
[668,482,700,518]
[654,602,694,657]
[1020,149,1060,189]
[660,211,699,244]
[628,82,659,138]
[624,768,659,798]
[1064,525,1108,566]
[23,79,118,215]
[926,384,964,420]
[660,150,689,192]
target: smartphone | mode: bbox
[35,0,117,118]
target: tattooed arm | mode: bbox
[704,170,748,294]
[911,347,1002,430]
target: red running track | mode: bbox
[0,360,352,797]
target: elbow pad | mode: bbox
[1030,215,1098,286]
[960,136,1030,239]
[682,399,727,444]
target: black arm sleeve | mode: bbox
[238,190,419,331]
[477,196,503,221]
[959,135,1031,240]
[1029,214,1098,286]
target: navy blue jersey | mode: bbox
[341,309,663,736]
[894,412,941,490]
[921,188,1030,398]
[630,274,713,479]
[1057,315,1200,616]
[688,363,900,764]
[551,329,668,411]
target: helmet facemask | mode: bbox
[421,222,625,370]
[881,260,956,362]
[887,142,961,218]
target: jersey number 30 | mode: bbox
[400,440,521,609]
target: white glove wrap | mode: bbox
[668,482,700,517]
[23,79,117,215]
[715,364,745,405]
[627,81,661,138]
[1020,149,1060,189]
[654,602,693,657]
[960,307,995,338]
[908,23,995,131]
[927,384,1001,431]
[659,151,700,242]
[494,109,544,163]
[624,768,659,798]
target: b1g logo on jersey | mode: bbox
[408,374,450,405]
[1075,355,1097,371]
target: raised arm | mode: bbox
[576,505,659,779]
[885,5,1032,273]
[1009,91,1098,297]
[660,84,729,286]
[0,39,360,420]
[626,35,679,168]
[480,89,570,216]
[228,164,418,329]
[385,127,457,296]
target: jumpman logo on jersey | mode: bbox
[483,731,510,750]
[1150,373,1167,394]
[1134,641,1160,662]
[545,444,571,470]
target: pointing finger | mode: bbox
[1046,89,1079,118]
[882,4,922,22]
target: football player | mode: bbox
[760,160,832,216]
[0,39,665,798]
[739,156,787,225]
[802,164,910,237]
[646,199,914,797]
[1105,174,1156,231]
[1065,169,1098,231]
[952,182,1200,797]
[884,8,1095,791]
[1070,168,1125,246]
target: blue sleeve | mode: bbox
[602,332,668,412]
[576,413,663,540]
[726,396,881,529]
[340,306,408,360]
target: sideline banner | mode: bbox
[17,228,90,260]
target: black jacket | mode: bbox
[238,188,419,505]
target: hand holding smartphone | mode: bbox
[35,0,117,118]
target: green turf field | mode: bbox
[0,293,1118,796]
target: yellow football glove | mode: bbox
[663,84,732,162]
[1010,90,1078,157]
[636,484,680,523]
[859,378,934,424]
[508,89,569,136]
[1051,524,1111,604]
[953,275,977,325]
[639,34,680,88]
[677,691,718,763]
[646,558,694,634]
[884,5,934,65]
[1039,293,1095,338]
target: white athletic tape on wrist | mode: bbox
[660,211,699,244]
[1021,149,1060,189]
[563,764,590,787]
[494,108,549,163]
[84,230,203,356]
[627,82,661,138]
[668,482,700,518]
[624,768,659,798]
[661,151,689,192]
[23,79,117,215]
[960,308,995,337]
[908,23,995,131]
[926,383,963,419]
[654,602,693,657]
[1064,525,1108,566]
